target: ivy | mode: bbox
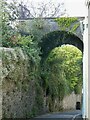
[71,23,80,32]
[55,17,80,32]
[44,45,82,101]
[1,0,19,47]
[1,1,83,115]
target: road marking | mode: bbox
[72,113,82,120]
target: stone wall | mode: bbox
[44,92,82,113]
[63,92,82,110]
[1,47,43,118]
[0,47,82,119]
[18,18,83,41]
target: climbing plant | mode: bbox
[1,0,41,95]
[55,17,80,32]
[1,0,19,47]
[1,0,41,65]
[43,44,82,101]
[17,18,52,43]
[1,1,83,116]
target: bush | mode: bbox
[43,44,82,102]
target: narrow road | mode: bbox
[32,110,83,120]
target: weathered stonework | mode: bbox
[63,92,82,110]
[18,18,84,41]
[43,92,82,113]
[1,47,37,118]
[0,47,82,119]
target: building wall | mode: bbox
[88,3,90,119]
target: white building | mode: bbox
[82,0,89,119]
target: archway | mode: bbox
[40,30,83,112]
[40,30,83,62]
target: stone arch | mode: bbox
[40,30,83,61]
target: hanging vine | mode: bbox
[55,17,80,32]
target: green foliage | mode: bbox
[35,82,44,109]
[1,0,41,66]
[55,17,80,32]
[1,0,19,47]
[43,65,68,100]
[28,82,44,118]
[71,23,80,32]
[1,1,83,115]
[2,0,19,21]
[60,45,82,93]
[17,35,41,65]
[27,105,40,118]
[17,18,51,42]
[44,45,82,100]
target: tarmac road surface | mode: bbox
[32,110,83,120]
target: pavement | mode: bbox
[31,110,83,120]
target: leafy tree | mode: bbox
[1,0,19,47]
[59,45,83,93]
[44,44,82,101]
[1,0,41,64]
[1,1,41,85]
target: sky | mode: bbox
[23,0,88,17]
[64,0,88,17]
[8,0,88,17]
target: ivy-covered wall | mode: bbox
[1,2,83,117]
[1,47,82,118]
[18,17,83,41]
[1,47,44,118]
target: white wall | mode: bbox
[82,15,88,118]
[88,4,90,120]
